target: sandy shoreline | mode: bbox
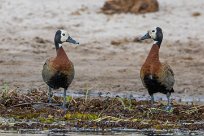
[0,0,204,100]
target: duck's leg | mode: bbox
[48,87,52,103]
[150,94,154,107]
[62,88,67,109]
[165,92,172,111]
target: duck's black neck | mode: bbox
[154,38,162,47]
[154,29,163,47]
[55,42,62,50]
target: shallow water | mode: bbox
[1,129,204,136]
[57,90,204,105]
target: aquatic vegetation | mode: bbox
[0,89,203,132]
[0,82,10,99]
[117,97,133,111]
[65,112,98,120]
[39,115,55,124]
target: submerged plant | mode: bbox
[64,112,98,121]
[39,115,55,124]
[117,97,133,111]
[66,96,73,103]
[0,82,9,98]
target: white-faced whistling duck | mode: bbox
[42,30,79,109]
[140,27,175,110]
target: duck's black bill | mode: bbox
[66,36,79,44]
[140,33,151,40]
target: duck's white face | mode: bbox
[54,29,79,48]
[60,30,69,43]
[148,27,157,40]
[140,27,163,45]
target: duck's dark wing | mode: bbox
[140,65,147,88]
[42,58,57,86]
[158,63,175,91]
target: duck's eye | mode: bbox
[152,30,155,32]
[62,33,65,36]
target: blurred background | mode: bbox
[0,0,204,102]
